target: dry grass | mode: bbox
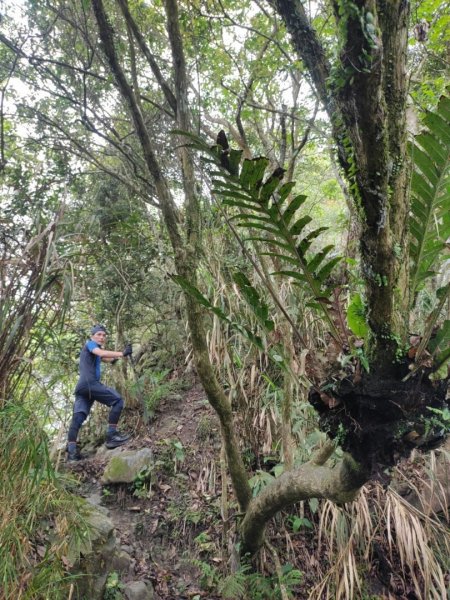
[309,451,450,600]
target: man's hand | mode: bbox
[123,343,133,357]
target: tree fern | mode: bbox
[409,91,450,300]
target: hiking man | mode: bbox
[67,324,132,461]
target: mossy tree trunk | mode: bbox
[240,441,366,555]
[273,0,411,375]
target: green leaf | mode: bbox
[297,227,329,257]
[172,275,213,309]
[409,90,450,298]
[290,215,312,236]
[272,270,307,283]
[259,252,299,266]
[240,157,269,191]
[309,497,319,514]
[259,176,281,202]
[306,245,334,273]
[244,237,292,252]
[316,256,341,283]
[281,194,308,226]
[233,272,274,332]
[277,181,296,205]
[215,189,256,203]
[222,198,266,212]
[171,275,230,323]
[429,320,450,354]
[347,293,369,337]
[235,221,281,235]
[436,284,450,301]
[227,149,243,176]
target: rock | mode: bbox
[123,580,154,600]
[111,549,133,573]
[101,448,153,484]
[95,444,110,457]
[69,502,119,599]
[84,492,105,509]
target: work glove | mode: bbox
[123,343,133,357]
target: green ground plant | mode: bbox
[103,571,124,600]
[192,558,303,599]
[0,404,91,599]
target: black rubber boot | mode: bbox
[105,430,131,449]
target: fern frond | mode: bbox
[214,159,342,340]
[409,92,450,299]
[178,130,343,341]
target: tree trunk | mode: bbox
[272,0,411,373]
[240,442,366,555]
[91,0,252,512]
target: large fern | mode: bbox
[178,131,343,342]
[409,91,450,300]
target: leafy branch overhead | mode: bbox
[177,129,343,343]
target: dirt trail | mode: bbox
[69,383,224,599]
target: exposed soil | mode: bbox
[65,374,450,599]
[310,371,448,478]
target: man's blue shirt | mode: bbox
[78,340,102,383]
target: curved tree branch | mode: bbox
[240,446,366,555]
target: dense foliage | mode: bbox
[0,0,448,597]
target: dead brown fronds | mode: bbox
[313,486,374,599]
[385,488,448,599]
[309,453,450,600]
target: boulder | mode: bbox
[110,549,133,573]
[101,448,153,484]
[123,580,154,600]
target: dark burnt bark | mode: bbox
[310,373,448,477]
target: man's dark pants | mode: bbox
[68,381,124,442]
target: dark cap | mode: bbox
[91,324,107,335]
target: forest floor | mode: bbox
[67,380,231,599]
[63,377,450,600]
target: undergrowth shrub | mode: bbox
[192,558,303,599]
[314,473,450,599]
[0,403,90,599]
